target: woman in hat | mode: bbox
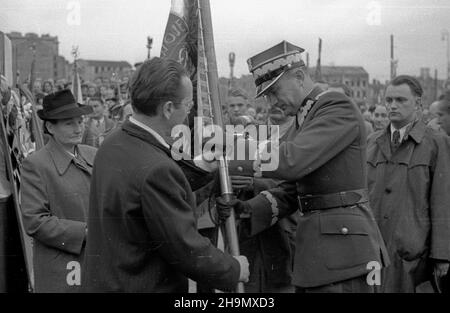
[20,89,97,293]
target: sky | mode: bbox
[1,0,450,82]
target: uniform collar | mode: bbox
[300,86,323,108]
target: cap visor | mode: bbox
[255,71,286,98]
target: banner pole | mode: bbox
[198,0,244,293]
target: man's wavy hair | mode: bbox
[390,75,423,98]
[130,57,188,116]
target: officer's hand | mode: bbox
[215,197,250,221]
[233,255,250,283]
[434,261,450,278]
[230,175,254,191]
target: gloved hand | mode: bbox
[215,196,251,221]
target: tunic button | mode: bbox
[385,188,392,194]
[237,166,243,172]
[341,227,349,235]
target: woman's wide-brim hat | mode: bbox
[37,89,93,120]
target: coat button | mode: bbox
[385,188,392,194]
[341,227,349,235]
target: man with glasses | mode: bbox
[83,57,249,292]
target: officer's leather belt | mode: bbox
[299,189,369,213]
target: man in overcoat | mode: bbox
[83,57,249,293]
[20,90,96,292]
[367,75,450,292]
[219,41,389,293]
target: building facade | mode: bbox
[7,32,69,84]
[310,66,370,103]
[75,59,132,82]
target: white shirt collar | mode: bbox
[129,117,170,149]
[390,123,411,143]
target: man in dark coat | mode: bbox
[367,76,450,292]
[83,57,249,293]
[219,41,389,293]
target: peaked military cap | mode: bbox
[247,40,305,98]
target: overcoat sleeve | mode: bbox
[429,135,450,261]
[141,162,240,291]
[20,158,86,255]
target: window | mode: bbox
[356,91,360,98]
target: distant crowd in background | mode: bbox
[14,72,450,154]
[22,75,134,149]
[223,80,450,139]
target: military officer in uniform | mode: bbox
[219,41,389,293]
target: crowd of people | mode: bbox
[1,39,450,294]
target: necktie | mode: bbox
[392,130,401,149]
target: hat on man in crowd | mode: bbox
[37,89,93,121]
[247,40,305,98]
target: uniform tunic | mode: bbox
[230,88,389,288]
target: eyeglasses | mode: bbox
[176,99,194,110]
[374,113,387,118]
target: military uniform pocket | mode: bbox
[319,212,375,270]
